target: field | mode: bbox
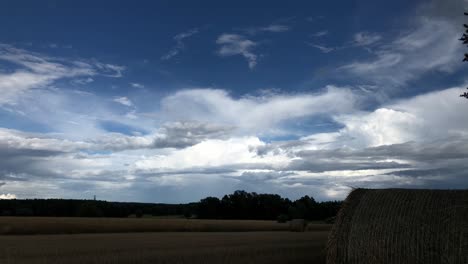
[0,217,327,235]
[0,231,329,264]
[0,217,331,263]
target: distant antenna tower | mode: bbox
[93,195,96,201]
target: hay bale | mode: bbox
[327,188,468,264]
[289,219,306,232]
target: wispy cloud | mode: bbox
[130,82,144,88]
[216,34,258,69]
[309,31,380,54]
[161,28,199,61]
[94,62,126,77]
[113,96,133,107]
[309,44,334,53]
[311,31,329,37]
[306,16,325,22]
[260,24,289,32]
[341,18,462,86]
[242,24,290,35]
[0,44,124,105]
[71,77,94,85]
[353,32,382,46]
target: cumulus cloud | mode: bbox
[335,87,468,148]
[1,86,468,201]
[0,1,466,202]
[161,87,358,135]
[216,34,258,69]
[161,28,199,61]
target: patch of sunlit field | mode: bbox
[0,231,329,264]
[0,217,331,235]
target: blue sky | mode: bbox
[0,0,467,202]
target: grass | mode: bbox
[0,231,329,264]
[0,217,330,235]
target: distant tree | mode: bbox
[197,197,222,219]
[277,214,289,223]
[76,202,103,217]
[460,12,468,99]
[289,195,317,220]
[135,209,143,218]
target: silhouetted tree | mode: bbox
[460,12,468,98]
[0,191,342,220]
[135,209,143,218]
[77,202,103,217]
[197,197,222,219]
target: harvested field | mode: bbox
[0,231,329,264]
[0,217,332,235]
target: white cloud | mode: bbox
[113,96,133,107]
[259,24,290,33]
[341,18,462,86]
[316,86,468,149]
[312,31,329,37]
[353,32,382,46]
[161,28,199,61]
[72,77,94,85]
[0,193,16,199]
[0,128,92,152]
[161,86,358,134]
[0,44,125,105]
[93,62,125,78]
[306,16,325,22]
[309,32,379,54]
[309,44,334,53]
[0,83,467,201]
[135,137,289,171]
[243,24,290,35]
[216,34,258,69]
[130,82,144,88]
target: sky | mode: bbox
[0,0,468,202]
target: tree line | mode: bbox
[0,190,342,221]
[197,190,341,221]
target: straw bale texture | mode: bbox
[327,188,468,264]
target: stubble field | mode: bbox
[0,217,331,264]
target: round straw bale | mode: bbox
[327,188,468,264]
